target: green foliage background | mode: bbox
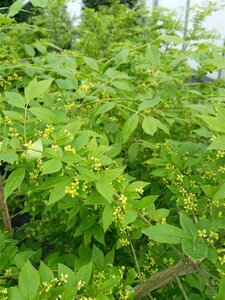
[1,0,225,299]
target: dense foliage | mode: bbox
[1,0,225,299]
[82,0,138,10]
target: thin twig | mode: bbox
[175,275,189,300]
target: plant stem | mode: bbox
[175,274,189,300]
[0,181,12,233]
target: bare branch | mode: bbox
[134,259,200,300]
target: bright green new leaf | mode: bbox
[25,77,54,104]
[84,56,99,71]
[123,208,137,226]
[95,102,115,116]
[48,179,72,205]
[42,159,62,175]
[24,45,35,57]
[14,251,35,270]
[142,116,159,136]
[143,224,190,244]
[8,287,24,300]
[213,183,225,200]
[182,240,208,261]
[146,44,160,66]
[58,264,76,286]
[5,92,25,108]
[122,114,139,142]
[161,35,185,44]
[26,139,43,161]
[201,115,225,133]
[125,181,149,192]
[135,195,158,209]
[179,213,198,239]
[8,0,23,17]
[112,81,132,91]
[39,261,54,283]
[208,135,225,150]
[74,261,93,285]
[114,49,129,64]
[3,110,24,121]
[96,182,114,203]
[31,0,48,7]
[4,168,25,200]
[18,260,40,300]
[99,277,120,293]
[0,151,18,164]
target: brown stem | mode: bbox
[134,259,200,300]
[0,181,12,233]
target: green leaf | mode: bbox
[215,277,225,300]
[95,102,115,116]
[83,56,99,71]
[142,116,158,136]
[18,260,40,300]
[99,168,124,182]
[152,208,169,221]
[208,135,225,150]
[39,261,54,283]
[182,240,208,261]
[24,45,35,57]
[8,287,24,300]
[146,44,160,66]
[123,208,137,226]
[31,0,48,7]
[14,251,35,270]
[74,261,93,285]
[103,204,114,232]
[42,159,62,175]
[92,245,104,270]
[26,139,43,161]
[179,214,198,239]
[29,107,64,124]
[161,35,185,44]
[112,81,132,91]
[96,182,114,203]
[99,277,120,293]
[213,183,225,200]
[76,167,97,181]
[135,195,158,209]
[58,264,76,286]
[5,92,25,108]
[200,115,225,133]
[114,49,129,64]
[143,224,190,244]
[0,151,18,164]
[48,179,71,205]
[4,168,25,200]
[122,114,139,142]
[3,110,24,121]
[25,77,53,104]
[125,181,149,192]
[8,0,23,17]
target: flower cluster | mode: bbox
[90,156,102,171]
[65,180,80,197]
[43,124,55,138]
[64,144,76,153]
